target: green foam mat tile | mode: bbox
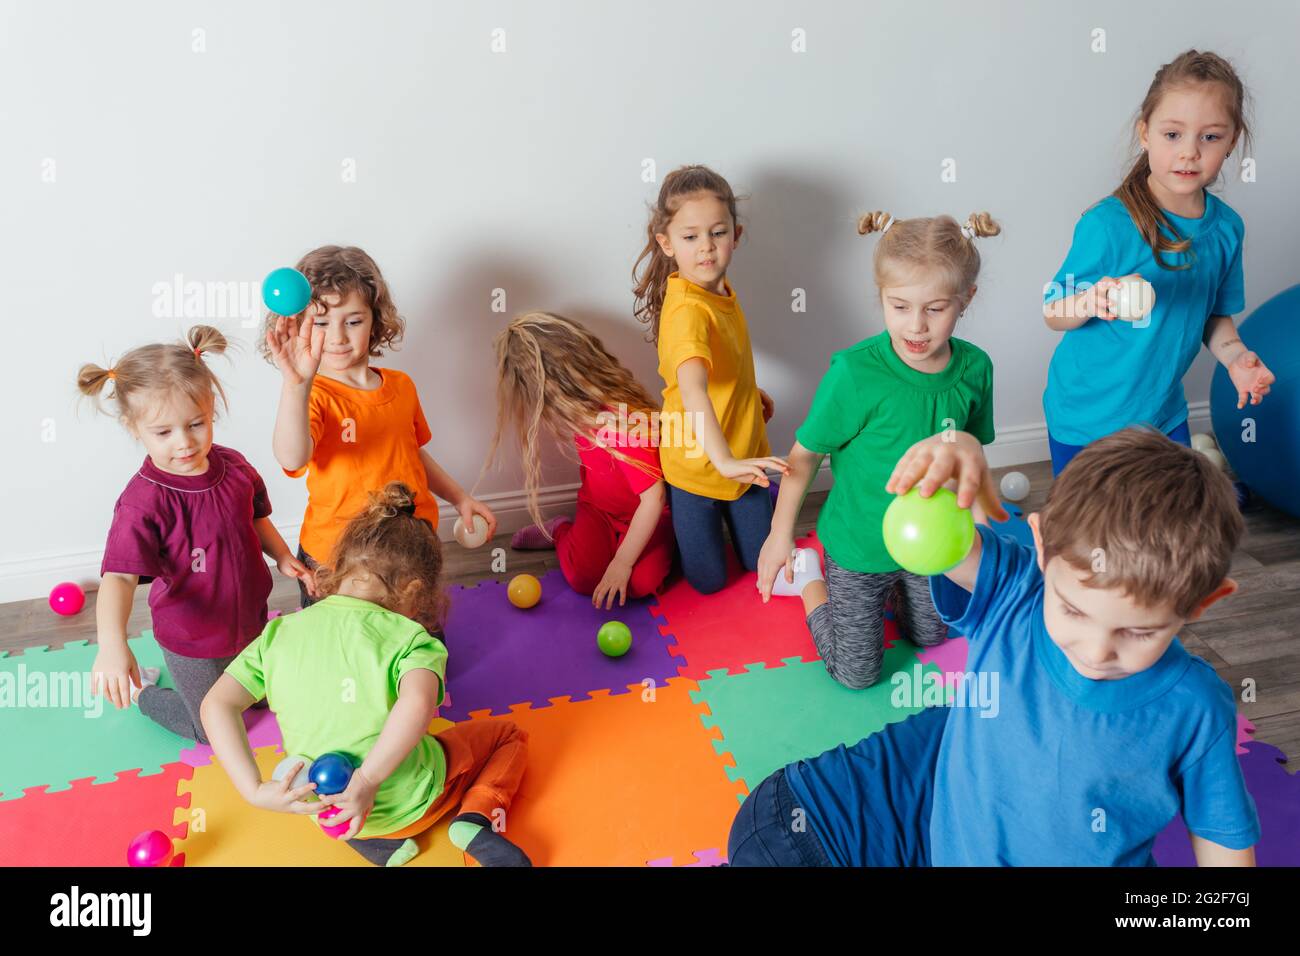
[0,633,185,800]
[690,644,942,800]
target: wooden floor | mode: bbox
[4,460,1298,762]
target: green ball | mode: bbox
[597,621,633,658]
[881,487,975,576]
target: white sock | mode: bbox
[132,666,161,704]
[771,547,825,597]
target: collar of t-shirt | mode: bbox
[873,331,967,393]
[667,272,737,313]
[137,444,230,493]
[312,367,394,405]
[1155,188,1221,240]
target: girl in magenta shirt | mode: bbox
[78,325,314,742]
[487,312,674,607]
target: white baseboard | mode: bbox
[0,404,1215,605]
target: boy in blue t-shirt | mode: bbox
[729,427,1259,866]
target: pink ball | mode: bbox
[317,804,350,840]
[127,830,174,868]
[48,582,85,617]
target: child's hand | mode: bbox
[718,455,790,487]
[91,645,141,710]
[276,553,319,597]
[758,388,775,423]
[249,764,321,815]
[457,497,498,542]
[266,313,324,387]
[756,530,796,603]
[592,557,633,609]
[1079,276,1131,321]
[319,767,380,841]
[1227,349,1275,409]
[886,432,1009,522]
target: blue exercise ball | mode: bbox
[262,267,313,317]
[1210,284,1300,518]
[308,751,355,796]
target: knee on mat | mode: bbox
[826,661,883,691]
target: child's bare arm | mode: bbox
[677,358,789,486]
[358,668,441,786]
[1043,276,1127,331]
[1190,834,1255,867]
[323,668,442,840]
[200,675,320,814]
[268,315,322,471]
[757,442,824,601]
[92,572,141,710]
[885,432,1007,594]
[419,449,497,538]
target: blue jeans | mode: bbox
[1049,419,1191,477]
[728,768,833,866]
[667,483,773,595]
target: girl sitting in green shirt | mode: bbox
[202,482,531,866]
[756,212,999,689]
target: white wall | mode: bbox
[3,0,1297,601]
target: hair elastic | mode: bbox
[961,223,977,241]
[880,215,895,235]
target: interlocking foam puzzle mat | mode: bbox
[2,517,1296,866]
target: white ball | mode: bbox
[1108,277,1156,321]
[453,513,490,549]
[999,471,1030,502]
[1198,447,1228,471]
[272,754,312,790]
[1191,432,1218,452]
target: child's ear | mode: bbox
[1187,578,1238,621]
[733,223,744,244]
[654,232,674,259]
[1027,512,1046,574]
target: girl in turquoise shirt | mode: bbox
[1042,49,1274,475]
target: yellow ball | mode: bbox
[507,573,542,609]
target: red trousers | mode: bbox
[554,501,674,598]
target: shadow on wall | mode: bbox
[730,165,885,440]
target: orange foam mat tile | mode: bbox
[463,675,746,866]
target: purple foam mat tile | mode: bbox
[440,569,687,720]
[179,708,283,768]
[1153,741,1299,867]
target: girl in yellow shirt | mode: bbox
[633,165,789,593]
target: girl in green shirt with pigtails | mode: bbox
[757,211,998,690]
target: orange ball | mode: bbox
[507,573,542,609]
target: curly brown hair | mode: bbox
[313,482,449,633]
[256,246,405,361]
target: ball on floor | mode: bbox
[999,471,1030,502]
[508,573,542,609]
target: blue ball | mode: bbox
[262,267,313,317]
[308,751,355,796]
[1210,284,1300,518]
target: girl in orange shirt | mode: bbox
[264,246,496,606]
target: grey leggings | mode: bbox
[806,552,949,690]
[137,647,235,744]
